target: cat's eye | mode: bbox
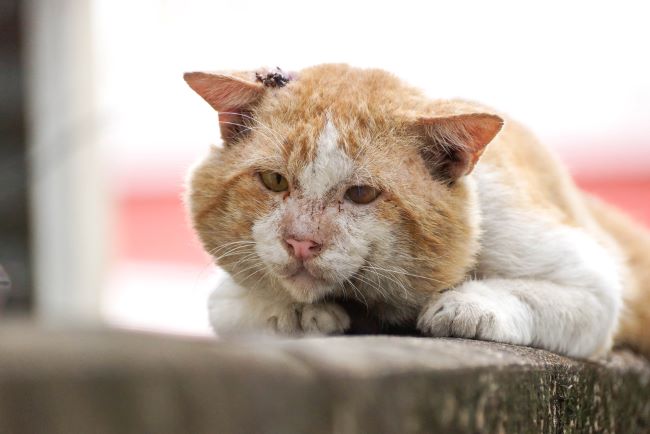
[345,185,380,204]
[259,171,289,192]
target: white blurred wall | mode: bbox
[93,0,650,191]
[26,0,650,332]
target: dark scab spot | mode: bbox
[255,67,291,88]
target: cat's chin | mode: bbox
[280,268,336,303]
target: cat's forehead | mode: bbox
[296,118,355,198]
[246,65,427,189]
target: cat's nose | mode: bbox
[285,238,321,261]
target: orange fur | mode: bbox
[585,196,650,353]
[187,65,485,318]
[185,64,650,352]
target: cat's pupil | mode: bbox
[275,173,282,185]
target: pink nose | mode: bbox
[285,238,321,260]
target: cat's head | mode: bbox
[185,64,502,313]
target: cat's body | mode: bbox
[184,64,650,358]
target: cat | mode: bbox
[183,64,650,358]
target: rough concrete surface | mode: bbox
[0,324,648,434]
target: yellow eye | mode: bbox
[345,185,380,204]
[260,171,289,192]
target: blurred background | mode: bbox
[2,0,649,336]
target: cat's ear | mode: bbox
[415,113,503,181]
[183,71,265,143]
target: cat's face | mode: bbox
[186,64,502,314]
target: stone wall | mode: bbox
[0,325,648,433]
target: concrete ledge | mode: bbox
[0,325,649,433]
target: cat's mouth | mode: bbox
[286,266,325,284]
[278,263,337,303]
[283,264,328,285]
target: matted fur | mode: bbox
[185,64,650,358]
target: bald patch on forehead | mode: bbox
[299,119,354,198]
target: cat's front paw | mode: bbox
[417,282,533,346]
[266,303,303,335]
[208,280,351,336]
[300,303,351,335]
[267,302,350,336]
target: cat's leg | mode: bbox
[417,277,621,358]
[208,277,350,337]
[424,170,625,358]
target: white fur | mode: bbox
[299,119,354,199]
[208,277,350,336]
[418,280,534,345]
[247,119,394,305]
[252,207,289,267]
[250,199,393,304]
[300,303,351,335]
[418,164,623,357]
[215,134,622,355]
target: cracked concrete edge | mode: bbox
[0,324,648,434]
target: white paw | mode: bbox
[299,303,351,335]
[417,282,533,346]
[207,279,350,337]
[266,304,303,335]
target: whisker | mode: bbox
[222,251,259,269]
[365,264,444,284]
[212,245,257,263]
[206,240,256,256]
[352,272,391,302]
[238,264,267,285]
[229,260,266,282]
[359,267,399,301]
[362,265,410,300]
[343,277,369,309]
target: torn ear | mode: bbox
[416,113,504,181]
[183,71,265,143]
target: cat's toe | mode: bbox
[417,289,531,345]
[267,304,302,335]
[300,303,350,335]
[418,299,480,338]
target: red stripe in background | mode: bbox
[115,193,210,266]
[577,178,650,228]
[115,178,650,265]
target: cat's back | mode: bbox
[474,117,650,355]
[476,117,595,228]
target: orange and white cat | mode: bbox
[184,64,650,358]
